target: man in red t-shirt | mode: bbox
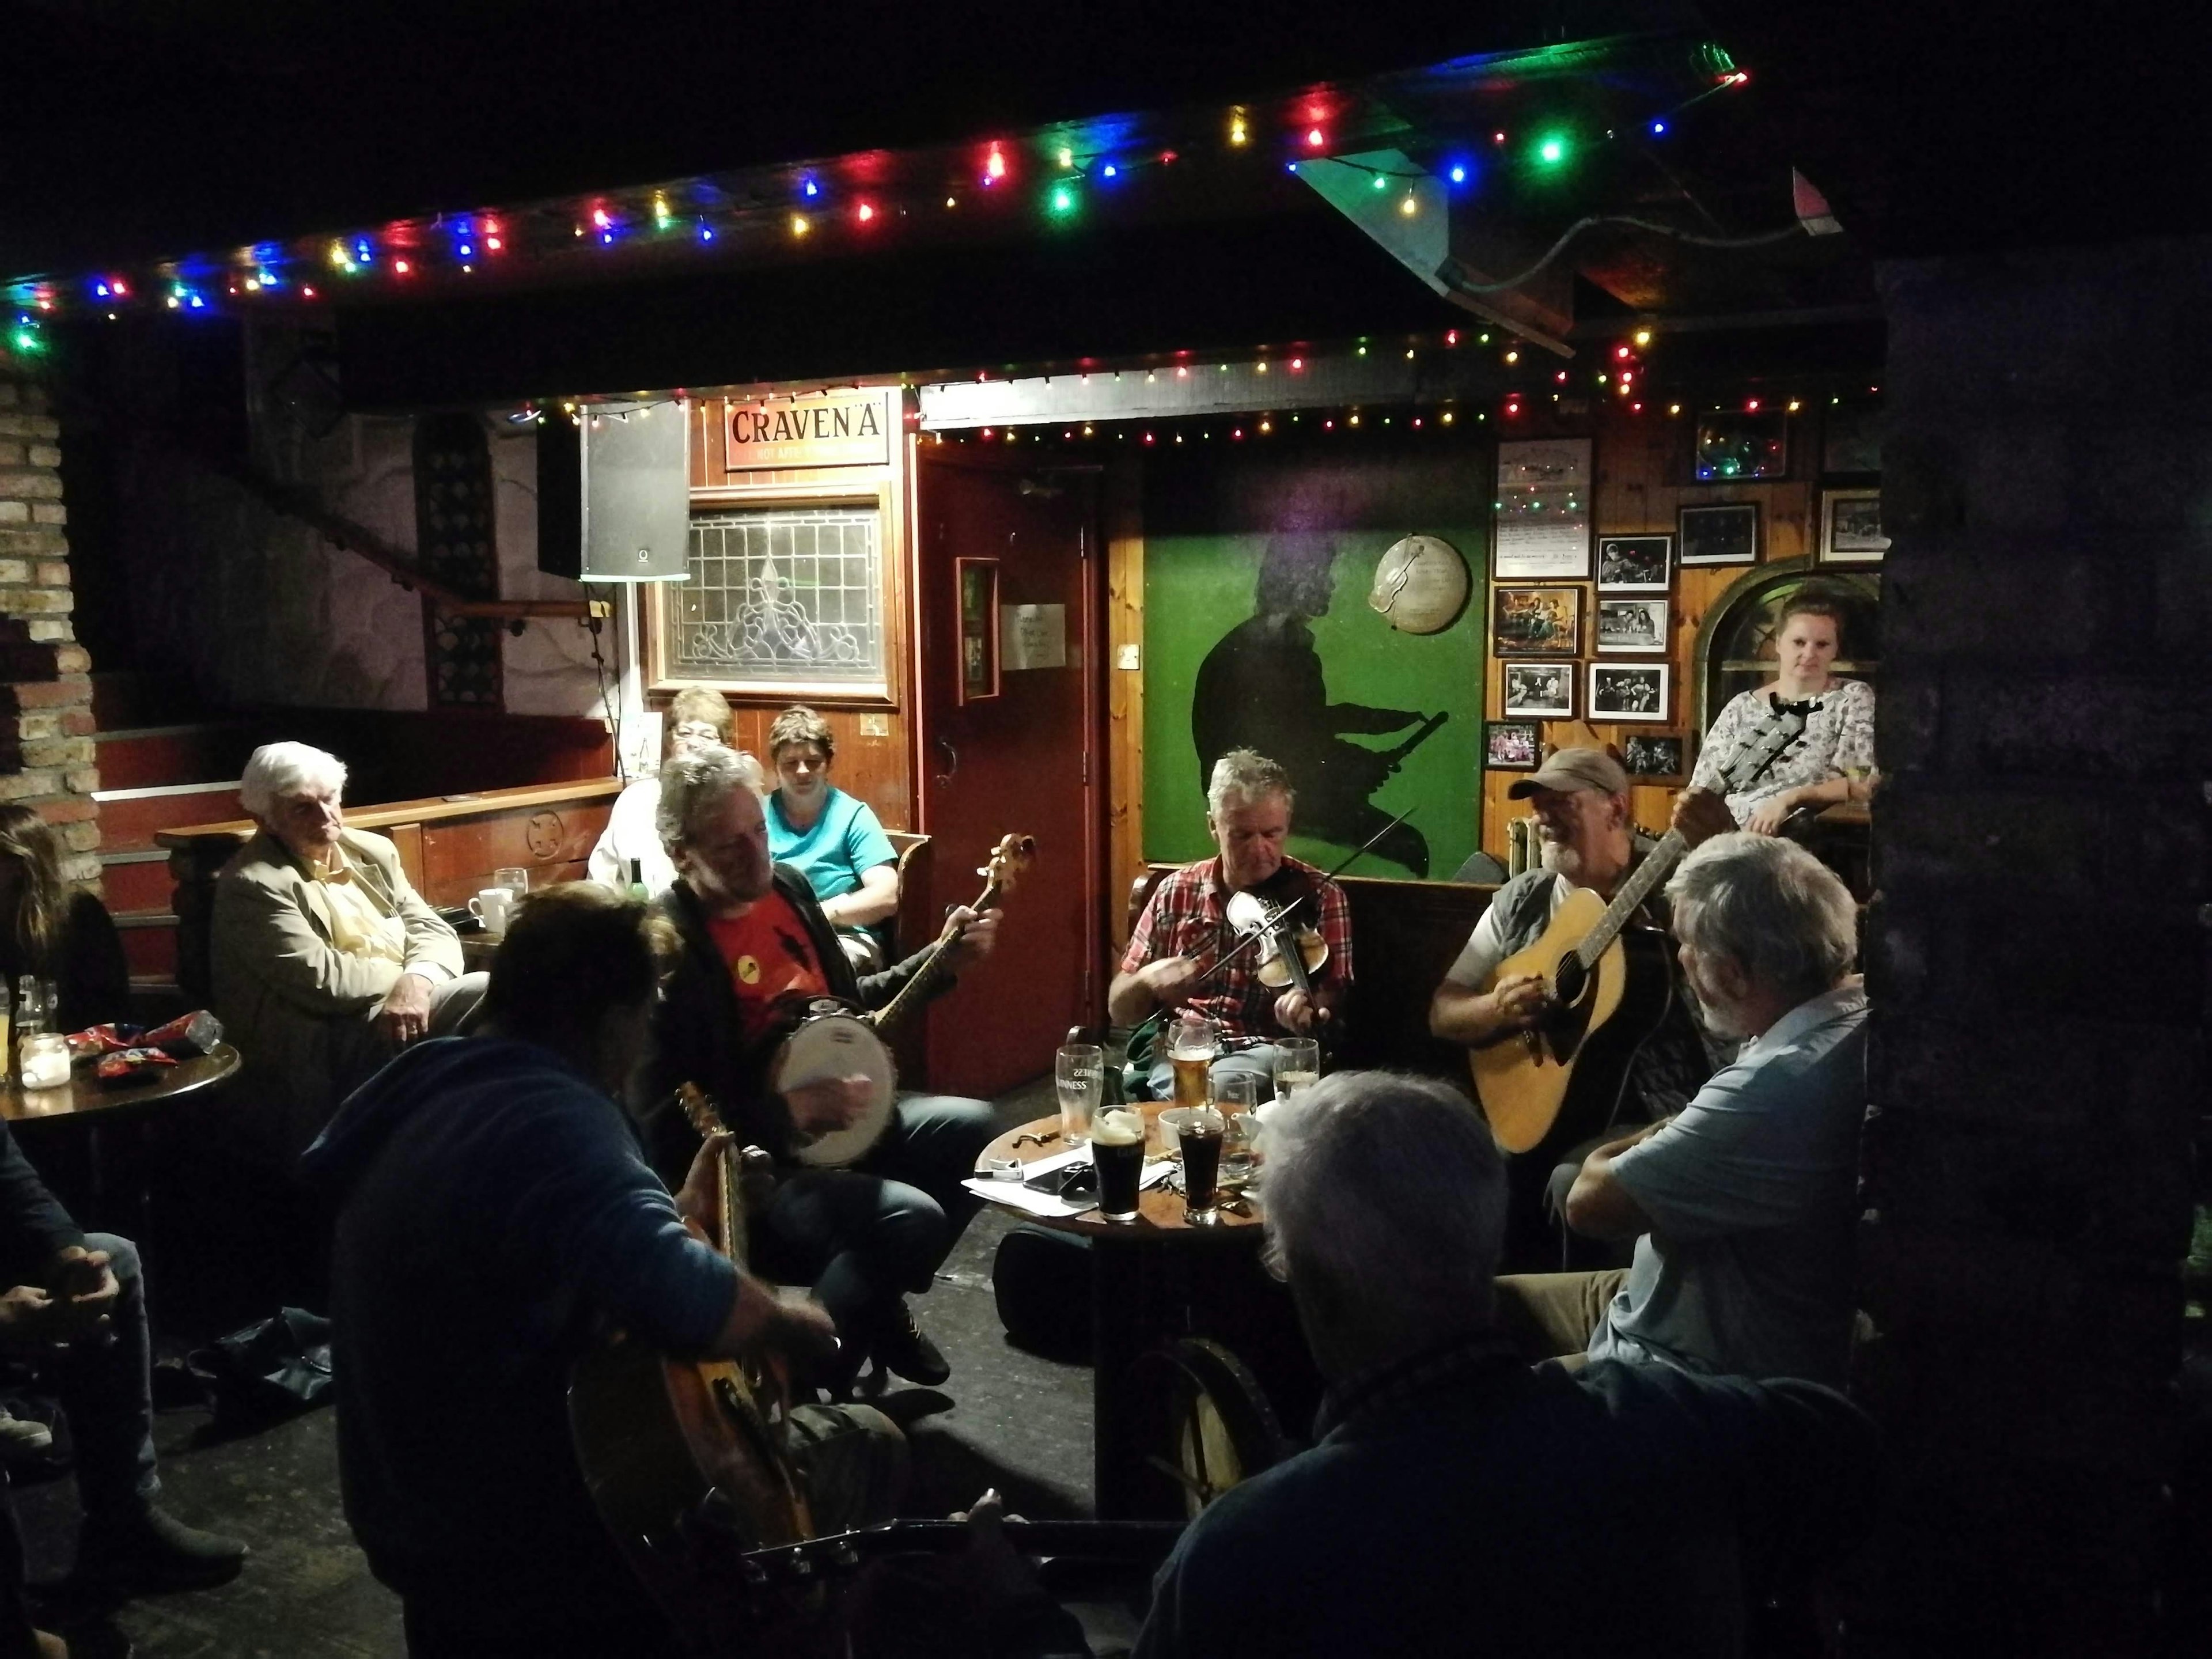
[645,747,1001,1391]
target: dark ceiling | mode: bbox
[5,0,2203,280]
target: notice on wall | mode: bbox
[1493,438,1593,579]
[1000,604,1067,670]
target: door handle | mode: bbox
[934,736,959,782]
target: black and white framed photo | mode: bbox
[1588,662,1670,722]
[1484,720,1541,770]
[1821,402,1883,476]
[1490,585,1582,657]
[1692,410,1789,482]
[1819,488,1888,564]
[1595,597,1669,654]
[1502,661,1574,719]
[1620,732,1689,784]
[1596,535,1671,592]
[1678,502,1760,566]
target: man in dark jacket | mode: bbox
[302,884,904,1658]
[1,1123,245,1656]
[1132,1071,1885,1659]
[644,746,1000,1391]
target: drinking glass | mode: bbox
[1178,1105,1226,1226]
[1167,1013,1220,1111]
[494,866,532,897]
[1055,1043,1104,1145]
[1092,1107,1147,1223]
[1272,1038,1321,1104]
[1213,1070,1262,1189]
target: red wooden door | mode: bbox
[912,450,1104,1099]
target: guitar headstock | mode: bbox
[976,833,1037,897]
[677,1082,728,1142]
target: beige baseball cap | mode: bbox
[1506,745,1628,799]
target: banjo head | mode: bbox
[771,1012,897,1168]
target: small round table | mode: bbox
[974,1111,1305,1518]
[1,1043,243,1125]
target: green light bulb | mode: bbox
[1537,135,1567,164]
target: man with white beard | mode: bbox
[1429,748,1728,1264]
[1493,832,1869,1384]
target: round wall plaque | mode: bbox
[1367,534,1471,634]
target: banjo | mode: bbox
[770,832,1034,1167]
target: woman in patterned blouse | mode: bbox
[1689,589,1876,834]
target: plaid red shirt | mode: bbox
[1121,855,1354,1040]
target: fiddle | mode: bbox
[1224,877,1331,1022]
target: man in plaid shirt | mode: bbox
[1109,750,1352,1096]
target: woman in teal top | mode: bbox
[764,706,900,963]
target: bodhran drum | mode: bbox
[768,1000,899,1168]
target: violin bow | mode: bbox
[1127,805,1419,1051]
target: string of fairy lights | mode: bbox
[4,52,1755,364]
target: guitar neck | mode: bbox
[1573,828,1689,971]
[870,873,1004,1035]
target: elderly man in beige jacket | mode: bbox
[212,741,486,1157]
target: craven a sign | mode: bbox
[724,389,894,470]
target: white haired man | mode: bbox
[1132,1070,1882,1658]
[1494,832,1869,1385]
[213,742,486,1156]
[1108,749,1351,1096]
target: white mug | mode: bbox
[469,888,515,937]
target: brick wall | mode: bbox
[1861,238,2212,1653]
[0,364,100,883]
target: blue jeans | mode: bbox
[2,1232,160,1638]
[753,1094,997,1368]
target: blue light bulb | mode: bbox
[1650,120,1668,136]
[1449,164,1467,184]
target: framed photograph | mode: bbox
[1619,731,1689,784]
[1484,719,1541,770]
[1819,488,1888,564]
[1490,585,1582,657]
[1692,410,1789,482]
[1501,661,1575,719]
[1822,402,1883,476]
[1596,535,1671,592]
[1588,662,1670,722]
[1595,597,1669,654]
[1493,438,1593,579]
[1678,502,1760,566]
[956,557,1000,703]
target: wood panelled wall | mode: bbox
[1479,405,1818,859]
[676,392,915,832]
[1104,400,1843,907]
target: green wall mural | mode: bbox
[1142,442,1490,881]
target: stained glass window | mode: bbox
[664,506,887,694]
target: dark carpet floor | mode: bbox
[8,1075,1131,1657]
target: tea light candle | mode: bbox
[18,1034,70,1090]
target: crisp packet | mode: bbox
[96,1047,179,1085]
[66,1024,134,1060]
[141,1009,223,1057]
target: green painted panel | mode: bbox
[1142,442,1490,881]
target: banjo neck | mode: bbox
[866,832,1033,1039]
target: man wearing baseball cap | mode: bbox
[1430,748,1728,1266]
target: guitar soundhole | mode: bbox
[1552,955,1586,1009]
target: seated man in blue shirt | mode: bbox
[764,705,900,969]
[302,883,904,1658]
[1133,1069,1883,1659]
[1494,829,1869,1384]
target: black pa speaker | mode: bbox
[535,403,690,584]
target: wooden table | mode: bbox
[2,1043,242,1124]
[3,1043,243,1241]
[974,1111,1310,1519]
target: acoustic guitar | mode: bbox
[1468,829,1689,1154]
[772,832,1035,1168]
[569,1085,813,1638]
